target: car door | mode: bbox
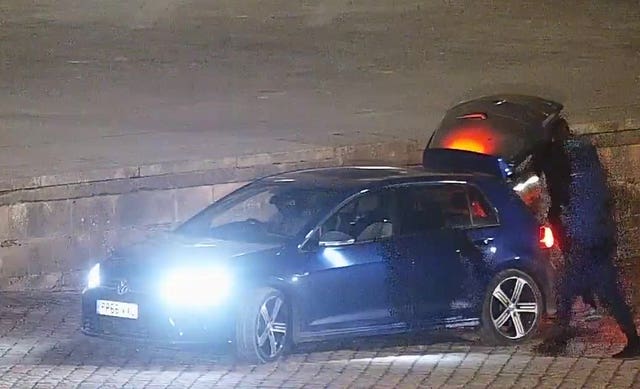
[296,189,405,337]
[390,183,470,326]
[443,184,500,319]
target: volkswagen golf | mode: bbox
[82,150,556,363]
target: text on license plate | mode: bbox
[96,300,139,320]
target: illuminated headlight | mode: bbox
[161,267,232,307]
[87,263,101,289]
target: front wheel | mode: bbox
[480,269,543,345]
[236,287,290,364]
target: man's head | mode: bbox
[270,192,301,218]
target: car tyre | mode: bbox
[236,287,290,364]
[480,269,543,346]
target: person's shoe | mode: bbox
[612,342,640,359]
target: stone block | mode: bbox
[71,196,117,235]
[139,156,237,177]
[406,148,424,166]
[0,244,30,278]
[610,184,640,218]
[89,231,112,261]
[312,146,340,161]
[600,144,640,181]
[625,117,640,130]
[104,227,158,255]
[7,203,28,240]
[27,238,52,275]
[213,182,249,201]
[236,153,278,168]
[8,201,71,239]
[37,166,139,188]
[174,186,214,223]
[0,206,8,240]
[335,143,398,165]
[573,120,621,135]
[266,147,336,165]
[116,191,175,228]
[47,234,104,273]
[0,237,60,279]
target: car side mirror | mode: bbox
[317,230,355,247]
[299,229,354,251]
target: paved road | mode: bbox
[0,293,639,388]
[1,1,639,183]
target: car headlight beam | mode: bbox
[161,267,232,307]
[87,263,101,289]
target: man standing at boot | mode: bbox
[533,119,640,358]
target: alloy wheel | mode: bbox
[256,295,288,358]
[490,276,539,340]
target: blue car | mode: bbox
[82,150,556,363]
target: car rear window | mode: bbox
[395,184,498,235]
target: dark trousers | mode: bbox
[555,235,639,343]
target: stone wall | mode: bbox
[0,127,639,293]
[0,141,423,290]
[583,122,640,307]
[599,144,640,307]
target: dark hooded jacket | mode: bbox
[562,137,616,246]
[534,136,615,251]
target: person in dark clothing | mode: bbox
[533,119,640,358]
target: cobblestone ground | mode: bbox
[1,293,639,388]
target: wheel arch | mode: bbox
[251,275,303,344]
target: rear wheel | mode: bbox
[480,269,543,345]
[236,287,290,364]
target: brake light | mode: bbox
[457,112,487,120]
[539,226,554,249]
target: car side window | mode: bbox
[468,186,499,227]
[440,186,473,228]
[396,184,472,235]
[319,190,394,244]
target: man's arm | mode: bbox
[531,142,551,178]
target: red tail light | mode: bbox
[539,226,554,249]
[457,112,487,120]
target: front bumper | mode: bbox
[81,287,235,344]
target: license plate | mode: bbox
[96,300,139,320]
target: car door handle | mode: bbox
[473,238,494,246]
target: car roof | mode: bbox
[260,166,495,192]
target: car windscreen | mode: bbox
[175,183,345,243]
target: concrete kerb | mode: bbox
[0,119,639,292]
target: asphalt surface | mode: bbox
[1,0,639,183]
[0,292,638,388]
